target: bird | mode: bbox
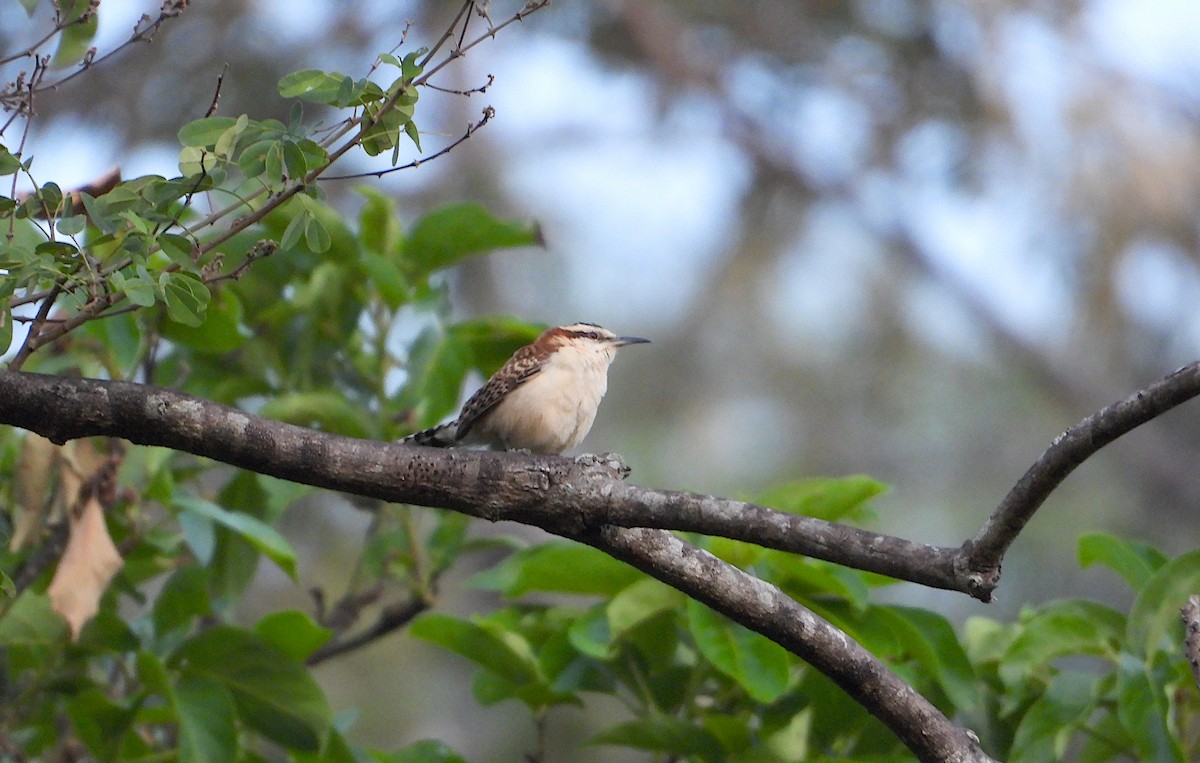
[401,322,649,455]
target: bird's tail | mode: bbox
[400,421,458,448]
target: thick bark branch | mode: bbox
[0,369,996,762]
[600,485,964,592]
[0,370,973,591]
[3,362,1198,601]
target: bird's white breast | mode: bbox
[478,344,614,454]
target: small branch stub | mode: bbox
[1181,595,1200,691]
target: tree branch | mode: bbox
[0,369,995,762]
[961,360,1200,592]
[3,359,1199,604]
[581,526,995,763]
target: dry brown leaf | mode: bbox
[48,495,124,641]
[9,432,60,551]
[60,439,106,507]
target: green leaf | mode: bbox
[173,491,297,579]
[468,542,643,597]
[237,138,273,177]
[0,306,12,356]
[404,120,422,151]
[50,1,98,69]
[304,213,331,252]
[295,138,328,173]
[358,187,402,255]
[881,606,980,712]
[214,114,249,159]
[1128,549,1200,657]
[589,718,724,761]
[254,610,332,661]
[754,475,887,522]
[67,688,136,760]
[172,625,332,751]
[179,117,239,148]
[137,649,173,696]
[764,551,872,610]
[259,390,371,438]
[178,145,221,178]
[427,511,472,574]
[999,599,1125,688]
[56,213,85,235]
[112,268,157,307]
[607,578,681,642]
[278,69,348,104]
[158,233,196,264]
[297,729,359,763]
[362,252,408,309]
[0,146,21,175]
[1116,653,1185,762]
[160,290,246,354]
[687,600,791,703]
[409,614,541,686]
[175,674,238,763]
[400,49,426,81]
[179,509,216,565]
[404,203,541,277]
[280,210,308,251]
[1078,532,1165,593]
[377,740,470,763]
[361,102,414,157]
[160,271,211,327]
[1010,672,1096,763]
[153,565,211,638]
[35,239,76,259]
[282,140,308,179]
[397,325,472,427]
[566,604,611,659]
[0,591,69,646]
[265,142,284,183]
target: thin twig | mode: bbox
[203,64,227,118]
[27,11,183,96]
[322,108,493,181]
[9,281,63,371]
[306,597,431,665]
[423,74,494,97]
[418,0,475,70]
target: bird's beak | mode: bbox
[614,336,650,347]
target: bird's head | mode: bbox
[538,322,650,361]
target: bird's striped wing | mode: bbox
[455,344,546,440]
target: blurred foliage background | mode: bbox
[4,0,1199,758]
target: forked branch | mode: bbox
[0,368,997,762]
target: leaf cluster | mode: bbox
[413,513,1200,762]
